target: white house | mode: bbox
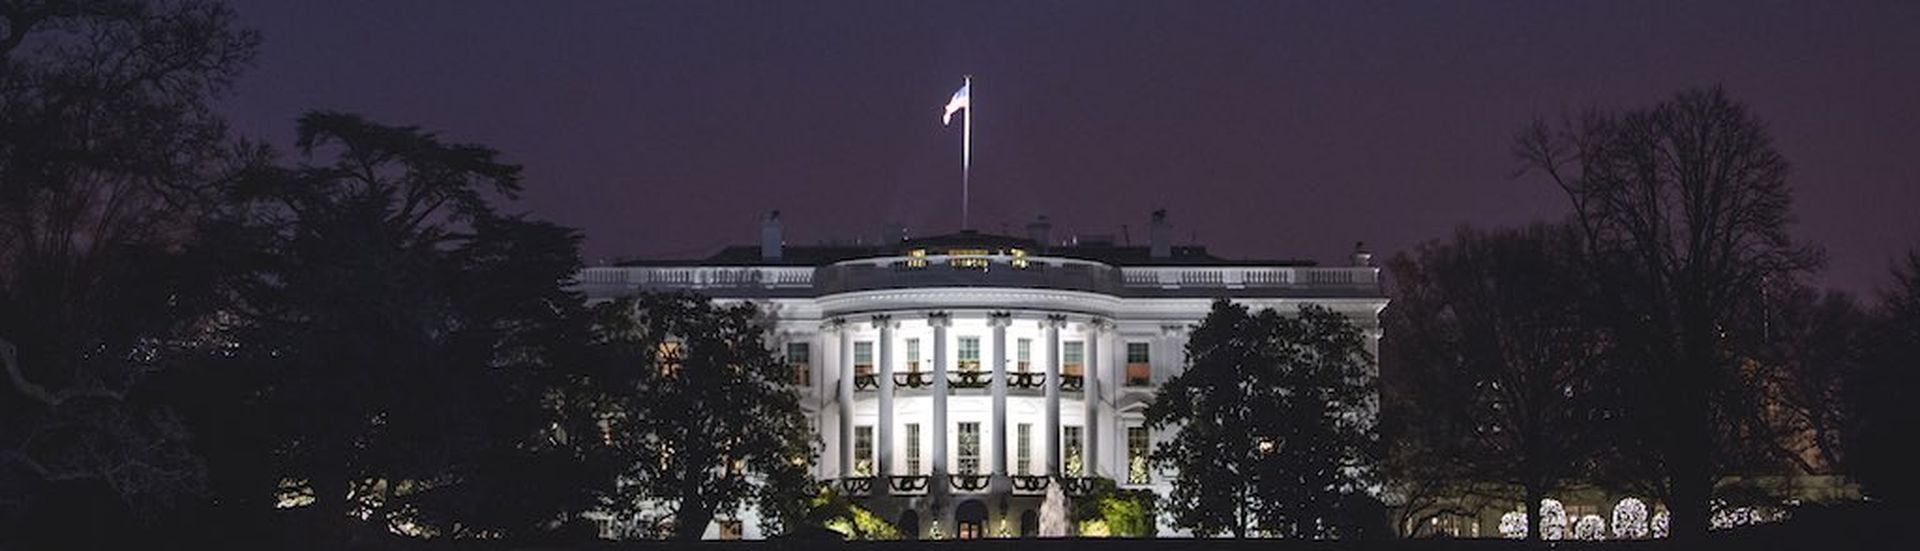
[573,211,1388,539]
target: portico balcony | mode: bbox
[949,370,991,389]
[889,475,930,494]
[893,371,934,389]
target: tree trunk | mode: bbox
[1667,336,1717,541]
[1524,484,1545,541]
[675,502,717,541]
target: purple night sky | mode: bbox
[220,1,1919,294]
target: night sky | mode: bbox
[221,1,1919,294]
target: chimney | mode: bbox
[760,211,783,261]
[1025,215,1053,251]
[1149,209,1172,259]
[1350,241,1374,267]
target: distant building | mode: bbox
[574,211,1387,539]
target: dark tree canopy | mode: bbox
[0,0,257,540]
[1382,223,1612,540]
[572,292,815,540]
[1515,87,1821,539]
[1848,252,1920,505]
[205,111,591,541]
[1146,299,1378,538]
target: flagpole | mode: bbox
[962,75,972,230]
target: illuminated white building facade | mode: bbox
[574,213,1387,539]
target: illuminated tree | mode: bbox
[1575,514,1606,540]
[1611,497,1650,539]
[1499,511,1528,539]
[576,293,815,540]
[1146,300,1378,538]
[1538,498,1568,540]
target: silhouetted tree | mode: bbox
[0,0,257,539]
[1146,299,1377,538]
[574,293,814,540]
[1849,252,1920,504]
[1382,223,1612,540]
[1515,87,1821,539]
[215,111,590,541]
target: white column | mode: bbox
[930,312,951,489]
[989,312,1011,486]
[1044,314,1064,476]
[875,315,895,485]
[835,319,853,478]
[1084,318,1103,477]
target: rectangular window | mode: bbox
[718,520,744,540]
[854,341,874,376]
[1125,342,1151,387]
[906,338,922,372]
[657,339,683,376]
[1063,341,1085,377]
[1127,426,1150,484]
[1016,423,1032,476]
[854,425,874,476]
[1016,338,1032,372]
[906,423,922,474]
[1063,425,1084,476]
[958,337,981,372]
[787,342,811,386]
[958,422,981,475]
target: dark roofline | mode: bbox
[612,230,1320,268]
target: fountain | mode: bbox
[1038,478,1071,537]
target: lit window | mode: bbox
[718,520,744,540]
[1063,426,1083,476]
[1063,341,1084,377]
[906,338,921,372]
[1125,342,1151,387]
[854,426,874,476]
[1016,423,1032,476]
[906,423,922,474]
[958,337,981,372]
[854,341,874,376]
[786,342,810,386]
[958,422,981,475]
[1127,426,1150,484]
[1016,338,1032,372]
[657,340,683,376]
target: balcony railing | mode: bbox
[1061,374,1085,392]
[853,374,877,391]
[1125,362,1151,387]
[838,477,875,496]
[1009,372,1044,390]
[575,263,1380,299]
[950,370,990,389]
[950,474,991,492]
[1011,475,1050,493]
[893,371,933,389]
[889,475,930,494]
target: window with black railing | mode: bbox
[1016,338,1032,372]
[1125,342,1151,387]
[958,422,981,475]
[854,426,874,476]
[786,342,810,386]
[905,338,921,373]
[906,423,922,474]
[1063,340,1084,377]
[1126,425,1150,485]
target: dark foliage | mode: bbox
[1515,87,1821,539]
[1382,223,1613,539]
[1146,299,1378,538]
